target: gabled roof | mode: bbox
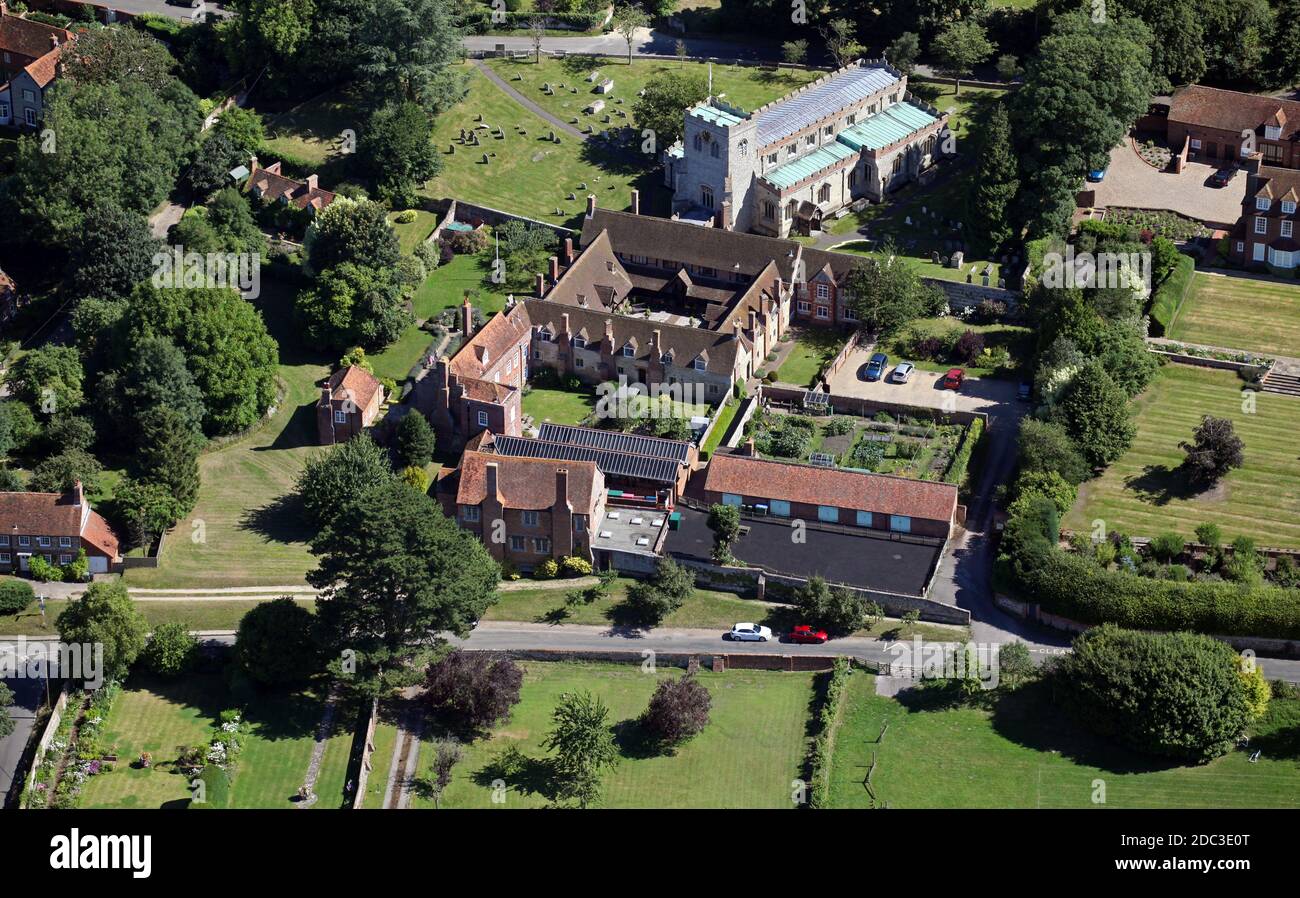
[544,229,632,311]
[453,449,603,513]
[536,423,692,463]
[450,303,532,381]
[1169,85,1300,142]
[754,62,900,146]
[246,160,337,211]
[702,453,958,523]
[0,10,72,61]
[1250,165,1300,207]
[0,487,120,558]
[324,365,382,411]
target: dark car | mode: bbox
[1210,167,1238,188]
[862,352,889,382]
[788,625,829,644]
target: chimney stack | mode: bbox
[548,255,559,283]
[485,462,499,501]
[555,468,570,511]
[652,328,661,351]
[748,309,758,334]
[630,189,640,215]
[604,318,614,342]
[733,320,742,339]
[561,312,570,335]
[306,174,319,190]
[535,273,546,297]
[71,480,84,507]
[585,194,596,218]
[51,34,60,50]
[461,296,474,336]
[563,237,574,264]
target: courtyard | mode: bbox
[1091,137,1246,229]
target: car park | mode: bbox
[1210,167,1238,188]
[727,622,773,642]
[943,368,965,391]
[1086,166,1108,182]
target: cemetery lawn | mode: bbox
[409,661,815,809]
[124,278,330,589]
[424,65,663,228]
[1166,271,1300,358]
[827,670,1300,808]
[1064,364,1300,548]
[775,328,847,386]
[0,597,315,637]
[78,673,354,810]
[482,56,819,131]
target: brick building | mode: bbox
[0,3,73,129]
[1229,159,1300,271]
[316,365,384,445]
[0,481,121,575]
[1167,85,1300,170]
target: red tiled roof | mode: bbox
[702,453,958,523]
[454,450,603,513]
[1169,85,1300,142]
[0,11,72,62]
[1252,165,1300,204]
[450,303,531,381]
[0,488,120,558]
[325,365,382,411]
[459,377,514,403]
[246,161,336,211]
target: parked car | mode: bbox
[788,625,829,644]
[943,368,965,391]
[862,352,889,382]
[891,361,915,384]
[1017,381,1032,402]
[1086,166,1108,182]
[1210,167,1239,188]
[727,622,773,642]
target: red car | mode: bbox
[943,368,965,391]
[788,625,829,644]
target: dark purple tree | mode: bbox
[639,675,711,749]
[425,650,524,733]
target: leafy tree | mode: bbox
[995,642,1034,688]
[69,203,160,301]
[113,477,187,547]
[43,415,96,454]
[844,250,946,335]
[141,620,199,677]
[424,650,524,733]
[170,209,224,254]
[624,556,695,626]
[544,690,618,808]
[357,0,467,114]
[234,596,322,685]
[706,502,741,563]
[206,188,266,255]
[639,674,711,750]
[136,405,204,515]
[212,106,267,155]
[819,18,863,68]
[118,283,278,436]
[296,262,412,350]
[1180,415,1244,488]
[308,479,500,696]
[297,433,394,532]
[304,198,401,275]
[5,346,84,419]
[931,20,993,94]
[794,575,866,636]
[612,5,649,64]
[781,39,808,67]
[1053,362,1134,469]
[62,24,180,93]
[0,401,39,457]
[28,449,103,495]
[967,103,1017,252]
[633,70,707,150]
[1239,660,1270,720]
[1057,625,1253,761]
[186,132,248,197]
[884,32,921,76]
[104,335,207,443]
[227,0,317,67]
[994,54,1021,80]
[356,101,441,205]
[0,579,35,616]
[396,412,436,468]
[0,468,21,492]
[55,580,148,683]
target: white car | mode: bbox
[891,361,915,384]
[728,622,773,642]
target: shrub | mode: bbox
[393,209,418,224]
[534,558,559,580]
[996,642,1035,688]
[424,650,524,733]
[794,575,866,636]
[191,765,230,809]
[559,556,593,577]
[443,229,488,255]
[0,579,35,615]
[639,675,711,750]
[953,330,985,364]
[1056,625,1253,761]
[28,555,64,583]
[400,465,430,493]
[1148,532,1185,563]
[624,557,695,626]
[234,598,321,685]
[141,620,198,677]
[807,657,851,809]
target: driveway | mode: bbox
[1091,138,1246,229]
[826,347,1021,417]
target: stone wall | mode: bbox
[924,277,1021,310]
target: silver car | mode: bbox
[891,362,915,384]
[728,622,773,642]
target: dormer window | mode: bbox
[573,337,587,349]
[661,352,673,364]
[538,328,553,342]
[693,358,707,371]
[1265,125,1282,141]
[622,343,635,357]
[1284,201,1297,215]
[1257,197,1271,211]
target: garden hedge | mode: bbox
[1147,253,1195,337]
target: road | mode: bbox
[101,0,233,22]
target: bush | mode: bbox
[393,209,418,224]
[141,620,198,677]
[534,558,559,579]
[191,764,230,809]
[623,557,695,626]
[443,229,488,255]
[28,555,64,583]
[395,412,436,468]
[1056,625,1252,761]
[1147,253,1194,336]
[807,657,851,809]
[1148,532,1185,563]
[953,330,985,364]
[559,556,593,577]
[793,576,866,636]
[234,598,321,685]
[0,579,35,615]
[639,675,711,750]
[424,650,523,734]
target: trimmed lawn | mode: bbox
[124,278,331,589]
[411,249,512,321]
[261,92,361,166]
[483,56,818,131]
[388,210,440,254]
[78,673,354,810]
[361,718,401,809]
[700,396,739,458]
[908,80,1011,144]
[1167,271,1300,358]
[522,385,595,426]
[775,329,847,386]
[1065,364,1300,548]
[827,671,1300,808]
[0,597,314,637]
[410,661,815,809]
[368,325,438,383]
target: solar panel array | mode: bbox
[491,435,682,485]
[536,423,692,463]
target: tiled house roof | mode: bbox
[326,365,382,410]
[702,453,958,523]
[0,10,72,61]
[1252,165,1300,203]
[0,486,120,558]
[1169,85,1300,141]
[453,450,603,512]
[246,159,337,211]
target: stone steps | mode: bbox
[1261,370,1300,397]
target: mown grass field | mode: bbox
[410,661,815,809]
[827,671,1300,808]
[78,674,353,810]
[124,278,329,589]
[774,328,845,386]
[0,597,314,637]
[1166,271,1300,358]
[1065,363,1300,548]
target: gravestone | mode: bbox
[531,151,545,162]
[931,251,941,264]
[904,215,912,226]
[597,79,614,95]
[997,278,1006,289]
[481,153,489,164]
[586,71,600,82]
[982,274,990,287]
[949,250,964,269]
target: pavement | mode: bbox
[99,0,233,22]
[826,356,1022,416]
[0,673,45,804]
[1092,137,1246,229]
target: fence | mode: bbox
[13,680,70,808]
[349,698,380,810]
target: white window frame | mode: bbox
[462,506,481,522]
[1283,201,1297,215]
[59,536,72,548]
[477,410,489,427]
[1256,197,1271,211]
[23,107,36,127]
[1283,220,1294,239]
[1255,217,1268,234]
[333,409,348,424]
[797,300,812,314]
[531,537,551,554]
[0,554,9,565]
[815,283,830,300]
[1189,138,1201,150]
[522,510,539,527]
[1254,243,1266,262]
[693,358,707,371]
[816,306,830,319]
[509,535,526,551]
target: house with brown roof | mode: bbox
[436,450,606,571]
[316,365,384,445]
[0,3,74,129]
[245,157,337,214]
[0,481,121,575]
[1229,159,1300,271]
[696,451,958,539]
[1167,85,1300,171]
